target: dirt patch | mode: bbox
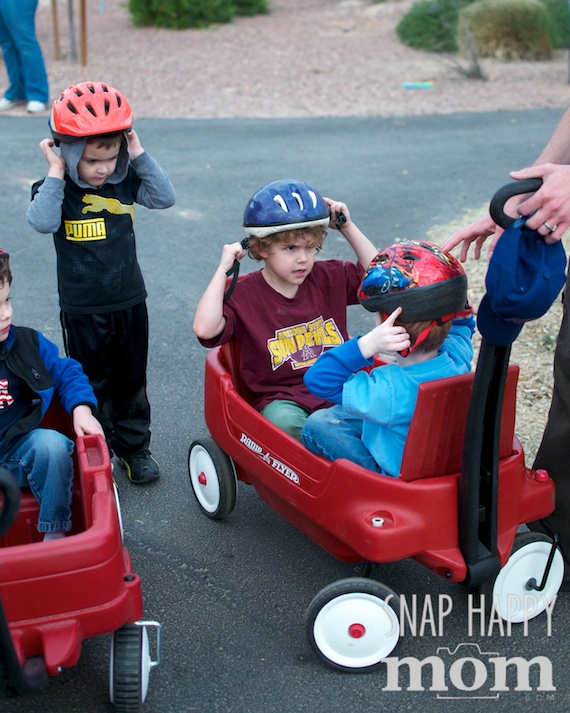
[23,0,570,119]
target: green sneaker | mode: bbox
[118,451,160,484]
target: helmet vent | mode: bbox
[104,100,110,115]
[116,95,122,107]
[291,192,304,210]
[86,84,95,94]
[86,103,96,117]
[273,195,288,211]
[102,84,109,93]
[66,101,78,114]
[307,190,318,208]
[73,88,83,97]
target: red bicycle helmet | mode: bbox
[358,240,468,323]
[49,81,133,144]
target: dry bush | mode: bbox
[458,0,553,60]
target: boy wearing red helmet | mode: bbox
[193,180,377,441]
[27,82,176,484]
[301,241,475,476]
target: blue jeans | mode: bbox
[0,429,74,533]
[0,0,49,103]
[301,404,383,474]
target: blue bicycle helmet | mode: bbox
[243,179,330,238]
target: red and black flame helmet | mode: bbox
[358,240,468,323]
[49,81,133,144]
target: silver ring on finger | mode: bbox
[543,221,557,232]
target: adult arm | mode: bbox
[443,106,570,258]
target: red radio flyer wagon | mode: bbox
[188,180,564,671]
[0,401,161,710]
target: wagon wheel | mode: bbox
[109,625,151,712]
[188,438,237,520]
[306,577,401,672]
[481,532,564,623]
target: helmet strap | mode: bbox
[399,306,472,357]
[399,321,435,357]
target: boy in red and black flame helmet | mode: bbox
[301,240,475,477]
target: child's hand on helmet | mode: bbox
[39,138,66,178]
[357,307,411,359]
[220,242,247,273]
[126,129,144,160]
[324,198,351,231]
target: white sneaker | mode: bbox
[26,100,47,114]
[0,97,25,111]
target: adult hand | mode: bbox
[511,163,570,243]
[441,213,502,262]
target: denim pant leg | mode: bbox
[301,404,382,473]
[0,0,49,102]
[0,429,75,533]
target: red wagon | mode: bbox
[189,215,565,672]
[0,402,161,710]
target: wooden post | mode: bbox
[51,0,61,60]
[80,0,87,66]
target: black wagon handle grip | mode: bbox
[489,177,543,230]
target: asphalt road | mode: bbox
[1,109,569,713]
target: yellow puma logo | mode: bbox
[82,194,134,220]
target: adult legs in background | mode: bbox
[0,0,49,104]
[530,285,570,574]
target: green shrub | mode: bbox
[235,0,269,15]
[128,0,236,29]
[458,0,552,60]
[539,0,569,49]
[396,0,478,53]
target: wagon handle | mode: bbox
[489,177,543,229]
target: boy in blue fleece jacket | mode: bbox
[301,240,475,477]
[0,250,104,540]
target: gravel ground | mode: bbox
[21,0,570,119]
[3,0,569,458]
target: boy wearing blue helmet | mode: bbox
[193,179,377,440]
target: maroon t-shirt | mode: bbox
[199,260,364,412]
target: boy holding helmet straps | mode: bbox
[193,179,377,441]
[301,241,475,476]
[27,81,176,484]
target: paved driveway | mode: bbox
[1,109,569,713]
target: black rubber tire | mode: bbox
[110,625,146,712]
